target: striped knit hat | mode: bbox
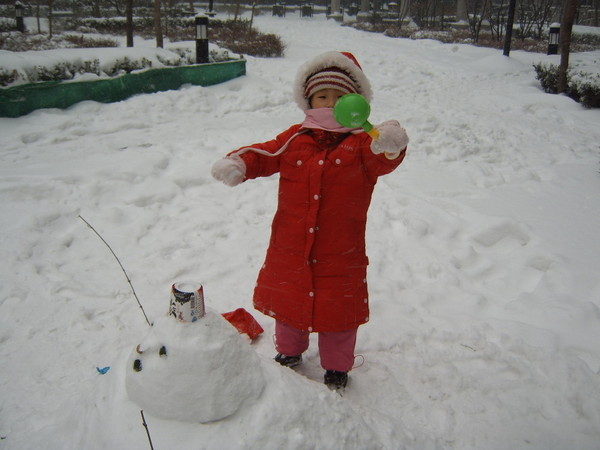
[294,51,372,111]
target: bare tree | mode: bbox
[533,0,560,38]
[558,0,579,93]
[517,0,558,40]
[467,0,491,41]
[398,0,411,27]
[412,0,436,28]
[489,0,509,41]
[106,0,123,15]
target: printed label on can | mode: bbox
[169,282,205,322]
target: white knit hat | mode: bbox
[294,51,373,111]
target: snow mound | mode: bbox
[125,312,264,423]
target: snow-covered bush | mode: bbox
[0,55,156,87]
[533,62,562,93]
[106,57,151,76]
[0,18,15,33]
[0,67,18,86]
[573,30,600,50]
[209,19,285,58]
[0,31,118,52]
[570,70,600,108]
[533,62,600,108]
[65,16,157,34]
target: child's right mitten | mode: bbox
[211,155,246,187]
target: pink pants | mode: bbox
[275,320,358,372]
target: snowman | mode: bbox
[125,283,265,423]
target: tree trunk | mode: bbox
[154,0,163,48]
[558,0,579,94]
[48,0,53,39]
[126,0,134,47]
[92,0,100,17]
[331,0,341,15]
[456,0,468,22]
[360,0,369,14]
[36,0,41,33]
[234,0,242,22]
[503,0,517,56]
[250,2,257,27]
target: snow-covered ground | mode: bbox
[1,12,600,450]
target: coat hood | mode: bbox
[293,51,373,111]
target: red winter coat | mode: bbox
[232,124,406,332]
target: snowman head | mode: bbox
[132,343,167,372]
[125,313,265,423]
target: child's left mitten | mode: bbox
[211,155,246,187]
[370,120,409,156]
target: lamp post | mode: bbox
[195,15,209,64]
[15,1,25,33]
[547,23,560,55]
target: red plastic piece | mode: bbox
[222,308,264,340]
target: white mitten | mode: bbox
[370,120,409,156]
[211,155,246,187]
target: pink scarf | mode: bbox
[232,108,362,159]
[301,108,361,133]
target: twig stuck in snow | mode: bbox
[78,214,152,327]
[140,410,155,450]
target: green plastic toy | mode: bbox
[333,94,380,139]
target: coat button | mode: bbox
[335,158,341,165]
[313,194,319,200]
[297,160,302,166]
[318,160,324,165]
[309,228,314,233]
[309,291,314,297]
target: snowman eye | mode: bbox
[159,346,167,357]
[133,359,142,372]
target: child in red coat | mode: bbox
[212,51,408,390]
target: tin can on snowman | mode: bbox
[169,282,205,322]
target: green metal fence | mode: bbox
[0,59,246,118]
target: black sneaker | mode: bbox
[324,370,348,390]
[274,353,302,368]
